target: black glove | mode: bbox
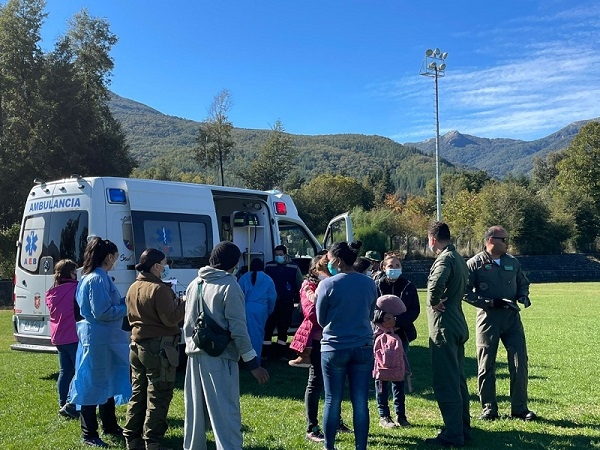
[373,309,386,324]
[517,296,531,308]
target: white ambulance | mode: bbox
[12,176,352,352]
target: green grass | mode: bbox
[1,282,599,449]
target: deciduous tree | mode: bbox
[195,89,235,186]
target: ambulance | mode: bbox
[12,175,352,352]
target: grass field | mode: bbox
[1,282,599,449]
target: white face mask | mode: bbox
[231,266,239,276]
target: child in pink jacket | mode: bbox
[45,259,79,419]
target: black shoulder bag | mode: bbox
[191,281,232,356]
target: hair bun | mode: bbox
[350,240,363,252]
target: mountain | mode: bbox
[108,93,457,196]
[404,119,598,178]
[108,93,596,186]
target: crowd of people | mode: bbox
[45,221,536,449]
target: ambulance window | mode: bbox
[132,212,212,269]
[278,221,316,258]
[180,222,208,256]
[19,212,88,274]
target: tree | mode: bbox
[0,1,134,228]
[237,119,296,190]
[475,182,563,254]
[292,174,372,232]
[195,89,235,186]
[0,0,46,226]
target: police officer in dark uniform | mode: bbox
[464,225,537,421]
[425,222,471,447]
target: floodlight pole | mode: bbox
[420,49,447,222]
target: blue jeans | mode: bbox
[322,345,373,450]
[56,342,78,406]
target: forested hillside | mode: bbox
[109,93,460,196]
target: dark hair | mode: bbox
[209,241,241,270]
[135,248,165,273]
[82,237,118,275]
[329,240,362,267]
[274,244,287,255]
[249,258,264,285]
[53,259,77,287]
[428,221,451,242]
[353,257,371,273]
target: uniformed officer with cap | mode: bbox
[464,225,537,422]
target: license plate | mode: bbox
[23,321,41,332]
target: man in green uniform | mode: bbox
[425,222,471,447]
[464,225,537,421]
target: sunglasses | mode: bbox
[491,236,509,243]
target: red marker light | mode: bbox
[274,201,287,215]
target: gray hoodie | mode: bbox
[183,266,257,362]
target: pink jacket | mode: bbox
[45,279,78,345]
[290,279,323,353]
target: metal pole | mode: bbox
[434,69,441,221]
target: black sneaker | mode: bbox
[58,403,79,419]
[511,410,538,421]
[396,416,411,427]
[82,437,109,448]
[306,426,325,443]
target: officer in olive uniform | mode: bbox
[464,225,537,422]
[425,222,471,448]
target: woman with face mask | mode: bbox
[372,253,421,428]
[123,248,186,450]
[69,237,131,448]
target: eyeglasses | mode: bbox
[491,236,509,243]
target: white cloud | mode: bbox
[387,2,600,142]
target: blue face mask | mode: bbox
[385,268,402,280]
[327,261,338,276]
[274,255,285,264]
[160,264,170,279]
[231,266,239,276]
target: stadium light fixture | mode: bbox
[419,48,448,221]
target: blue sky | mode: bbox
[39,0,600,143]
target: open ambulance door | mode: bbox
[322,212,353,250]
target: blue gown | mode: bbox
[70,268,131,406]
[238,271,277,360]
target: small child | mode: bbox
[372,294,411,429]
[45,259,80,419]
